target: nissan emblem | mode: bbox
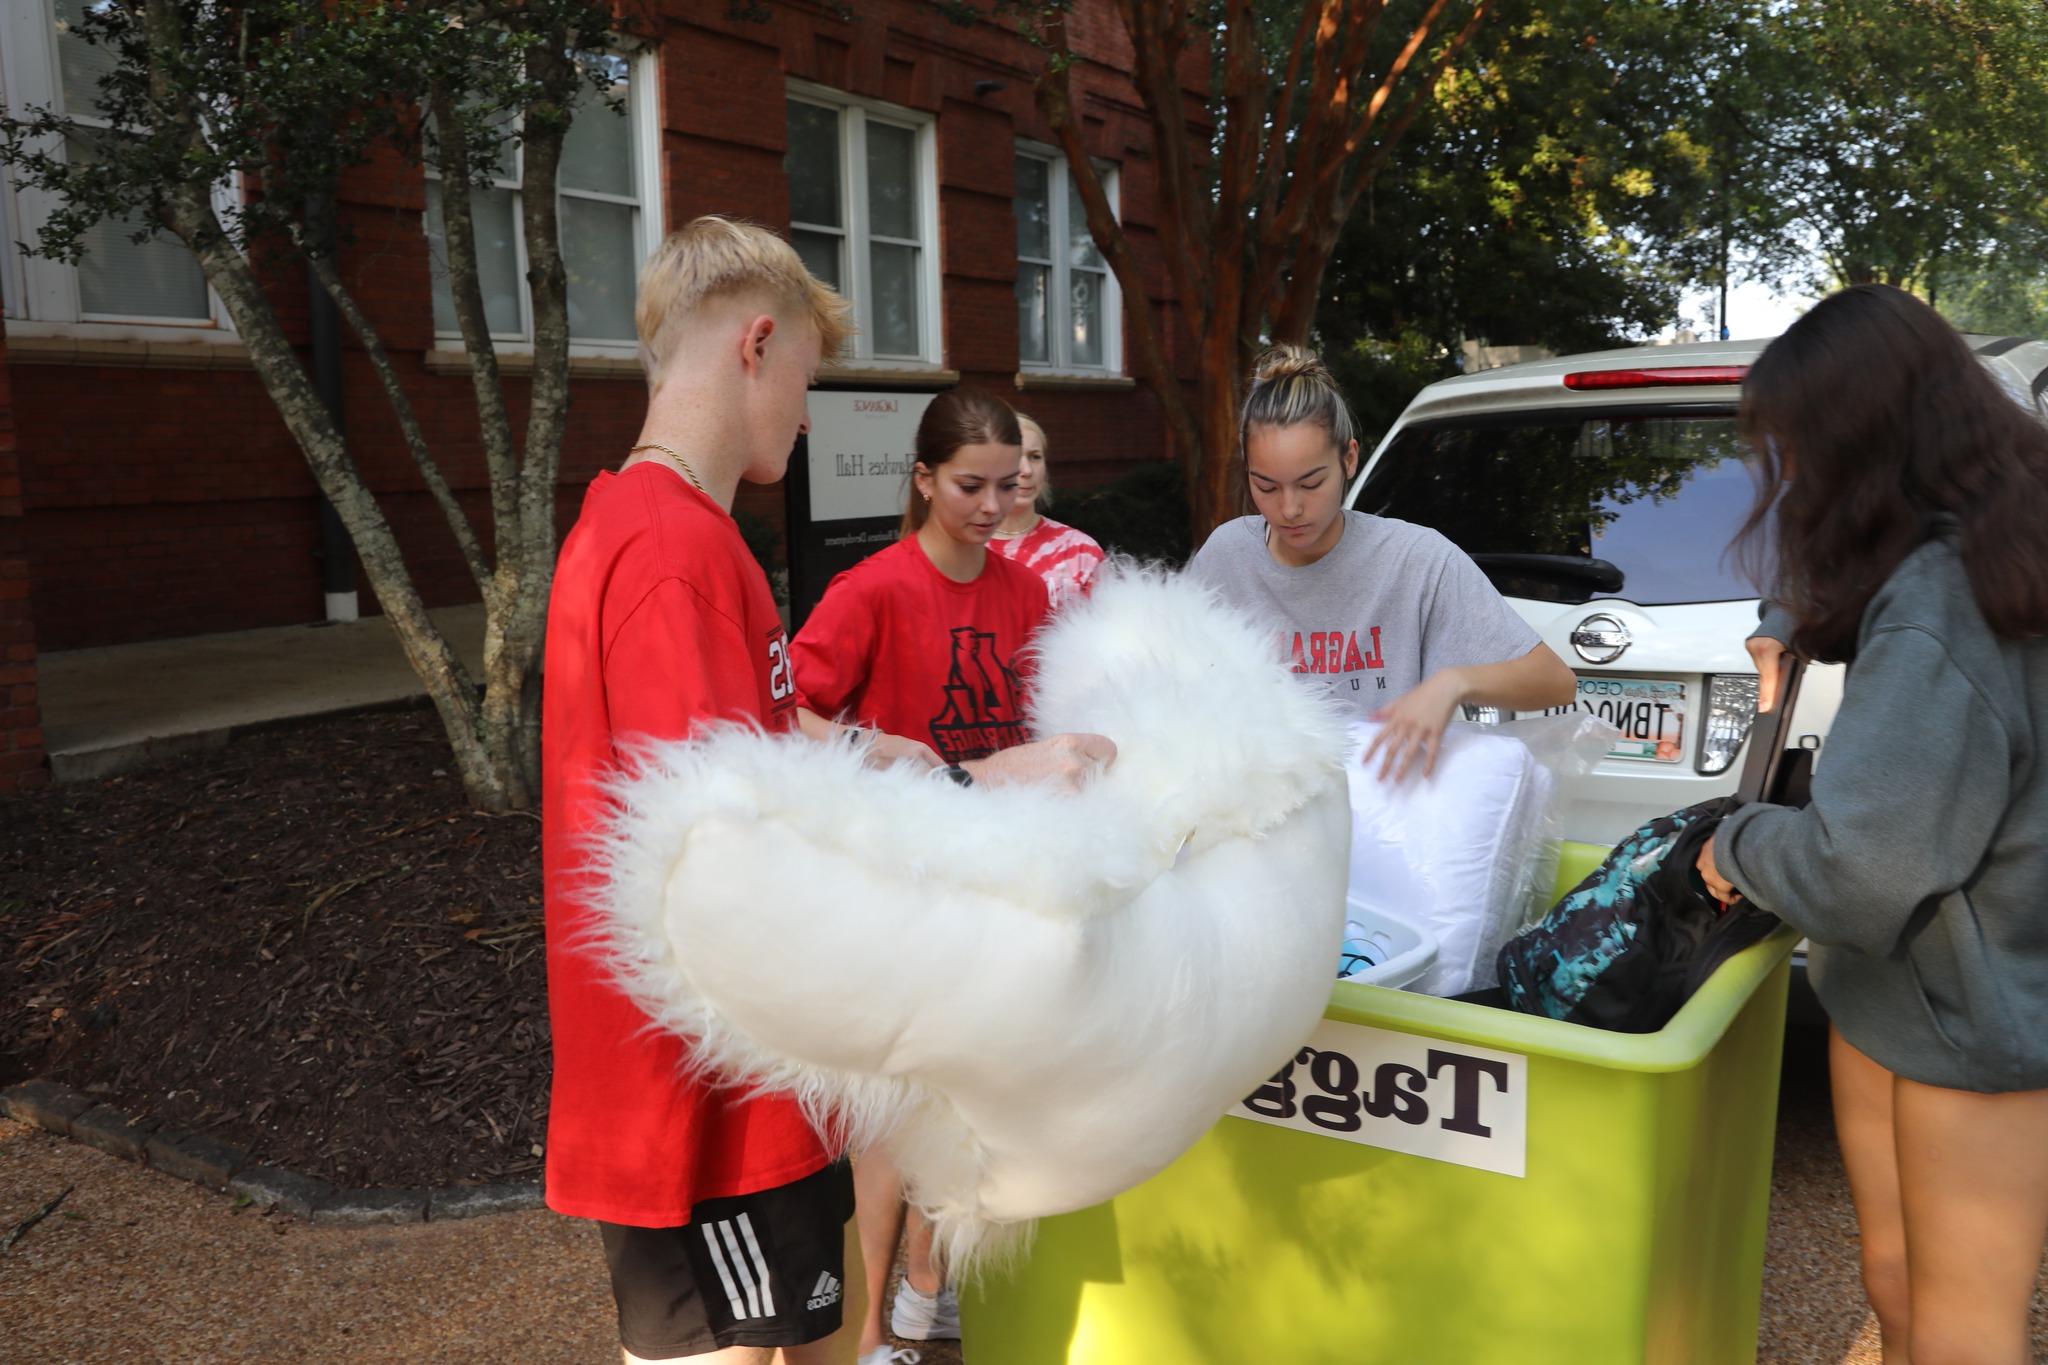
[1570,613,1631,664]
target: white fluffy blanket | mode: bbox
[585,564,1351,1271]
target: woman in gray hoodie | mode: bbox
[1696,284,2048,1365]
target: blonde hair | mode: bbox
[1015,412,1053,511]
[635,216,854,386]
[1240,345,1357,455]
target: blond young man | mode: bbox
[544,216,866,1364]
[542,217,1109,1365]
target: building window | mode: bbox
[1014,145,1120,373]
[423,48,658,348]
[0,0,226,328]
[783,82,940,367]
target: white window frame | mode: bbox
[1014,140,1122,376]
[0,0,237,338]
[786,79,943,370]
[422,45,662,359]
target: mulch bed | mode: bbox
[0,707,550,1189]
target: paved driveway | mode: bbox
[4,1042,2043,1363]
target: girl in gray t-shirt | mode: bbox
[1187,347,1574,780]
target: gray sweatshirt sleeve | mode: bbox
[1718,624,2012,957]
[1753,601,1797,646]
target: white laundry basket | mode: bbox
[1337,900,1439,990]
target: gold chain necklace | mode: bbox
[629,442,707,495]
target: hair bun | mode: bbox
[1252,344,1329,386]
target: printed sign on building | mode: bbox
[1228,1018,1529,1178]
[804,391,935,522]
[786,388,944,631]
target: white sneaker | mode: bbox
[888,1278,962,1341]
[857,1349,920,1365]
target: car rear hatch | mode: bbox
[1350,397,1769,836]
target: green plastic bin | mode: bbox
[962,842,1800,1365]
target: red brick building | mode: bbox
[0,1,1199,790]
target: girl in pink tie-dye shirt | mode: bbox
[988,413,1106,609]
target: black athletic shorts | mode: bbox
[598,1158,856,1358]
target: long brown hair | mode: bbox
[901,387,1022,537]
[1733,284,2048,661]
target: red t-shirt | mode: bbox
[790,537,1051,763]
[987,515,1106,611]
[541,462,828,1226]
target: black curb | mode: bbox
[1,1079,543,1224]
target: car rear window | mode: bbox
[1351,411,1770,607]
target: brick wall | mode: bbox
[0,317,49,791]
[7,0,1198,652]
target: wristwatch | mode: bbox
[942,763,974,788]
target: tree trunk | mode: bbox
[1028,0,1486,545]
[170,188,526,810]
[1194,332,1246,534]
[117,0,571,812]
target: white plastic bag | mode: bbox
[1345,714,1613,995]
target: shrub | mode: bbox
[1056,461,1193,567]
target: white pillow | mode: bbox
[1345,720,1553,995]
[584,564,1351,1273]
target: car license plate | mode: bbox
[1544,677,1688,763]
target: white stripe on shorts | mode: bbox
[700,1219,752,1321]
[736,1212,777,1316]
[717,1219,765,1318]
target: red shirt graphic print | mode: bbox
[790,537,1050,762]
[1289,625,1387,680]
[928,624,1030,763]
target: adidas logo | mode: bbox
[806,1271,843,1311]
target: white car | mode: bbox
[1346,335,2048,846]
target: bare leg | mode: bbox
[627,1348,769,1364]
[779,1212,869,1365]
[901,1207,941,1297]
[853,1154,906,1356]
[1831,1026,1913,1362]
[1893,1073,2048,1365]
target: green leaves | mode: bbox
[0,0,628,263]
[1317,0,2048,439]
[1714,0,2048,292]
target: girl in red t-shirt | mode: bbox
[791,389,1050,769]
[789,387,1049,1357]
[989,411,1106,611]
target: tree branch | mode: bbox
[1271,0,1492,342]
[1109,1,1211,340]
[1253,0,1326,233]
[428,90,521,567]
[1308,0,1461,206]
[160,179,493,790]
[1210,0,1263,254]
[301,238,493,598]
[513,36,573,588]
[1034,18,1201,473]
[1262,2,1348,257]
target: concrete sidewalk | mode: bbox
[38,605,488,782]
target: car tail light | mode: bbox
[1562,366,1749,390]
[1696,673,1761,775]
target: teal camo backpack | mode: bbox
[1495,798,1779,1033]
